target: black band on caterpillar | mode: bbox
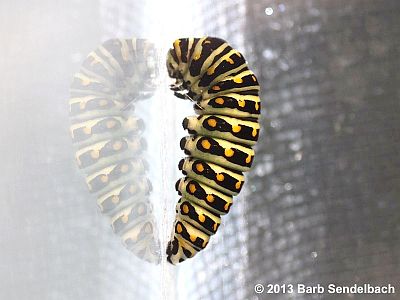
[166,36,261,265]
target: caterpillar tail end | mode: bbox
[166,236,197,265]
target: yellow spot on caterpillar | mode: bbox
[120,164,129,173]
[111,195,119,204]
[213,223,218,231]
[189,183,196,194]
[100,175,108,183]
[232,125,241,133]
[226,57,234,64]
[83,127,91,135]
[190,235,196,242]
[206,194,214,203]
[121,215,129,223]
[106,120,116,128]
[235,181,242,190]
[176,223,183,233]
[224,148,234,157]
[194,54,201,60]
[198,215,205,223]
[252,128,258,137]
[238,99,246,107]
[233,77,243,83]
[246,155,252,164]
[207,118,217,127]
[113,141,122,151]
[216,174,224,181]
[99,99,108,107]
[182,204,189,214]
[224,203,230,211]
[255,102,260,111]
[201,139,211,150]
[90,150,100,159]
[252,75,257,82]
[215,97,224,105]
[212,85,221,91]
[196,163,204,172]
[204,40,211,44]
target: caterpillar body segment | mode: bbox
[178,157,244,196]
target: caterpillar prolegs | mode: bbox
[69,39,161,264]
[166,37,261,264]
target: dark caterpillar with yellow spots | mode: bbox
[166,37,261,264]
[69,39,160,264]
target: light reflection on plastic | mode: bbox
[265,7,274,16]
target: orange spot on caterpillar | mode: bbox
[216,174,224,181]
[120,164,129,173]
[182,204,189,214]
[226,57,234,64]
[212,85,221,91]
[224,203,230,211]
[111,195,119,204]
[235,181,242,190]
[201,139,211,150]
[233,77,243,83]
[252,128,258,137]
[215,97,224,105]
[106,120,116,128]
[207,118,217,127]
[255,102,260,111]
[224,148,234,157]
[83,127,91,135]
[176,223,183,233]
[121,214,129,223]
[189,183,196,194]
[190,235,197,242]
[246,155,252,164]
[207,66,216,75]
[113,141,122,151]
[238,99,246,107]
[206,194,214,203]
[198,215,205,223]
[232,125,241,133]
[196,163,204,172]
[90,150,100,159]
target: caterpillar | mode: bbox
[166,37,261,264]
[69,39,161,264]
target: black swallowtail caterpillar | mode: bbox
[69,39,161,264]
[166,37,261,264]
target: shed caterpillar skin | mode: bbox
[70,39,160,264]
[166,37,261,264]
